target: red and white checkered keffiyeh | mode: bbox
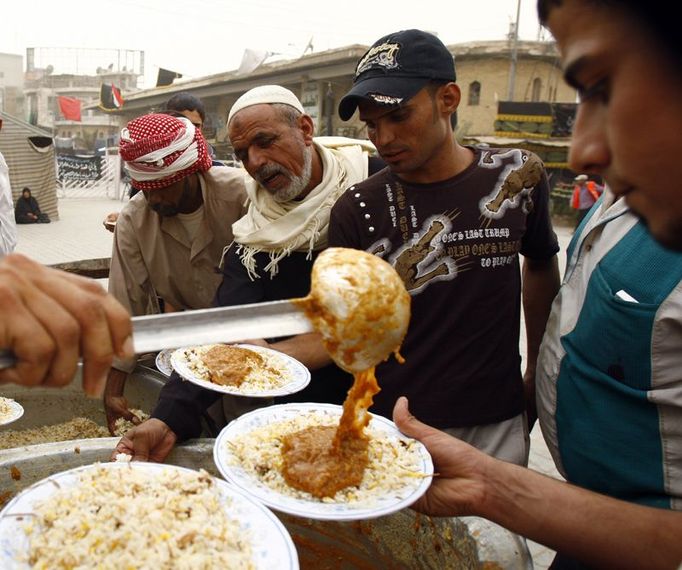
[119,113,212,190]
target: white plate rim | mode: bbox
[154,348,174,376]
[0,461,298,569]
[170,343,311,398]
[213,402,433,521]
[0,398,24,426]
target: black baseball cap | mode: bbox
[338,29,456,121]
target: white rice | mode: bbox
[0,397,15,422]
[22,465,254,569]
[223,411,426,505]
[0,417,109,450]
[178,344,290,393]
[112,408,150,437]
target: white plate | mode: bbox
[0,462,298,569]
[170,343,311,398]
[154,348,174,376]
[213,403,433,521]
[0,397,24,426]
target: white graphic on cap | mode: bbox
[355,41,401,77]
[369,93,404,106]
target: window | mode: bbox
[468,81,481,106]
[531,78,542,102]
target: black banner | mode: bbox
[498,101,552,116]
[552,103,577,137]
[57,155,102,181]
[156,68,183,87]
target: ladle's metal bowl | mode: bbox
[306,248,411,374]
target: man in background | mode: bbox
[570,173,602,227]
[103,92,216,232]
[103,113,247,433]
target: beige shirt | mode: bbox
[109,166,247,335]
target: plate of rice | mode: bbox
[213,403,433,521]
[0,397,24,427]
[170,343,310,397]
[0,462,298,569]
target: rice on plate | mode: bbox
[0,462,298,569]
[171,343,310,397]
[0,397,24,426]
[214,403,433,521]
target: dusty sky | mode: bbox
[2,0,548,88]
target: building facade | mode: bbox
[114,40,575,160]
[0,52,24,117]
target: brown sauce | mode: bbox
[281,368,381,498]
[202,345,263,387]
[282,425,368,498]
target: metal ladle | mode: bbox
[0,248,410,375]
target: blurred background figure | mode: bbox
[571,174,602,227]
[15,187,50,224]
[0,149,18,256]
[164,92,218,161]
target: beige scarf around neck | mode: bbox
[231,137,373,279]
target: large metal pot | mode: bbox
[0,361,166,432]
[0,439,530,569]
[0,367,531,569]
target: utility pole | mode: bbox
[507,0,522,101]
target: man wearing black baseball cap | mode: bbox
[338,29,456,121]
[329,29,560,465]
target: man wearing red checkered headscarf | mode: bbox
[120,113,213,191]
[104,113,248,433]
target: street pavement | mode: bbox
[14,196,574,569]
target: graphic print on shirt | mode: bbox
[390,215,462,293]
[368,211,463,295]
[478,149,543,220]
[363,155,537,296]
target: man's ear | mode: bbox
[440,83,461,117]
[298,114,315,144]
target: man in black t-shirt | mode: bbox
[332,29,560,465]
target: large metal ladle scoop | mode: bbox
[294,247,411,374]
[0,249,411,372]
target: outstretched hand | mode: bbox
[105,394,140,435]
[112,419,177,463]
[393,396,491,517]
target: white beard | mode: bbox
[271,145,313,203]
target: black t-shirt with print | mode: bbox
[328,146,559,428]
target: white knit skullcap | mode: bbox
[228,85,305,125]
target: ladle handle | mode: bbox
[0,299,313,370]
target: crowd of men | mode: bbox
[1,1,681,568]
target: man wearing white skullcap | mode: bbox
[114,86,385,462]
[227,84,304,125]
[104,113,248,434]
